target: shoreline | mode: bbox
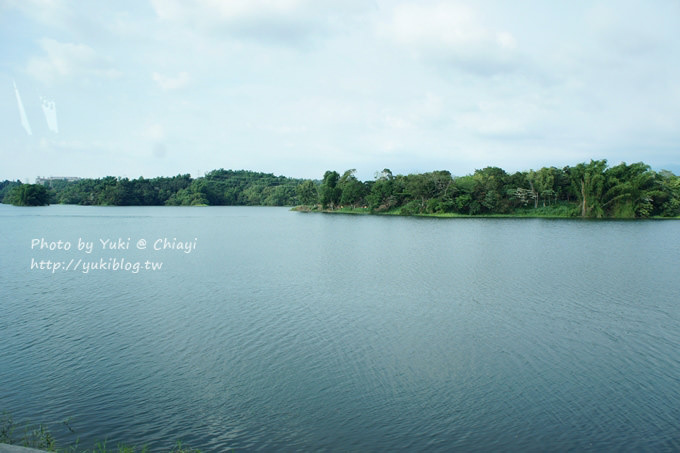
[290,205,680,220]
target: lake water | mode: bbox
[1,205,679,451]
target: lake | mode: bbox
[1,205,679,451]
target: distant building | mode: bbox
[36,176,81,186]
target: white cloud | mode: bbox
[496,32,516,50]
[3,0,71,28]
[142,123,165,141]
[149,0,370,47]
[378,2,483,48]
[152,72,190,91]
[151,0,304,22]
[26,38,121,84]
[3,1,680,180]
[376,2,517,75]
[149,0,314,45]
[455,101,530,138]
[383,112,412,130]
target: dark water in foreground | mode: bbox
[1,205,679,451]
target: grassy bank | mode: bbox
[292,202,680,219]
[293,203,579,218]
[0,413,201,453]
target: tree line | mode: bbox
[1,160,679,218]
[0,170,303,207]
[308,160,680,218]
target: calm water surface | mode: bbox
[1,205,679,451]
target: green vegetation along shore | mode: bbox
[0,412,199,453]
[2,160,679,218]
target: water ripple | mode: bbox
[1,208,679,451]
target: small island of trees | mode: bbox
[1,160,679,218]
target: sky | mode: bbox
[1,0,679,182]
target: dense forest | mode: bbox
[1,182,50,206]
[0,170,302,208]
[2,160,679,218]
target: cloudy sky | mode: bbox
[1,0,679,181]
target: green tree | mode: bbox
[569,160,607,217]
[263,184,297,206]
[165,186,209,205]
[452,175,476,214]
[5,184,50,206]
[602,162,663,218]
[658,170,680,217]
[471,167,510,214]
[296,180,318,206]
[534,167,556,207]
[320,170,341,209]
[366,169,395,211]
[0,180,22,202]
[338,169,366,208]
